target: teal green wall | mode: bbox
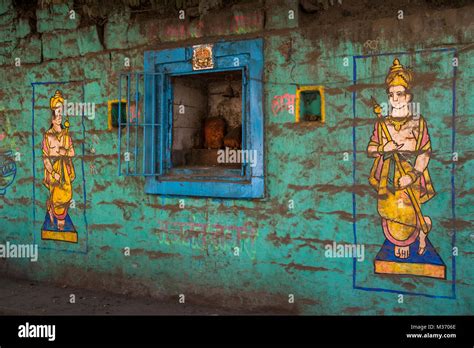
[0,0,473,314]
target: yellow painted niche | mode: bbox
[295,85,325,123]
[107,99,127,130]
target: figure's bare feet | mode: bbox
[418,217,432,255]
[57,219,65,231]
[418,231,427,255]
[395,245,410,259]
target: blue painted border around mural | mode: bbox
[31,81,89,254]
[351,48,457,300]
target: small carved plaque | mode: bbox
[192,44,214,70]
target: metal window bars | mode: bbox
[118,69,251,179]
[117,72,164,177]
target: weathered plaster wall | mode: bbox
[0,0,473,314]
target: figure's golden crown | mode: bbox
[385,58,413,90]
[50,90,64,110]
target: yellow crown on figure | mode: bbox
[50,90,64,110]
[385,58,413,90]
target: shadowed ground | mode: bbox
[0,276,241,315]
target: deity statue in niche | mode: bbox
[367,59,445,278]
[41,90,78,243]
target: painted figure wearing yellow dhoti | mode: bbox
[41,90,77,241]
[367,59,436,260]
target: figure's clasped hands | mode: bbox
[59,147,67,156]
[51,170,61,185]
[383,140,404,153]
[398,174,413,189]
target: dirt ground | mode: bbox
[0,276,239,315]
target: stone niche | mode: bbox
[171,70,242,169]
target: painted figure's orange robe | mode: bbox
[368,116,435,246]
[42,129,75,221]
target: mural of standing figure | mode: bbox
[41,90,78,243]
[367,59,445,279]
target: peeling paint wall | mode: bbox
[0,0,473,314]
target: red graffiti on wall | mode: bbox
[155,221,257,250]
[166,24,187,40]
[231,12,263,32]
[129,102,141,123]
[271,93,295,116]
[164,20,204,40]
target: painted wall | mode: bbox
[0,0,473,314]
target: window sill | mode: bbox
[145,176,263,199]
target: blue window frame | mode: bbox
[119,39,264,198]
